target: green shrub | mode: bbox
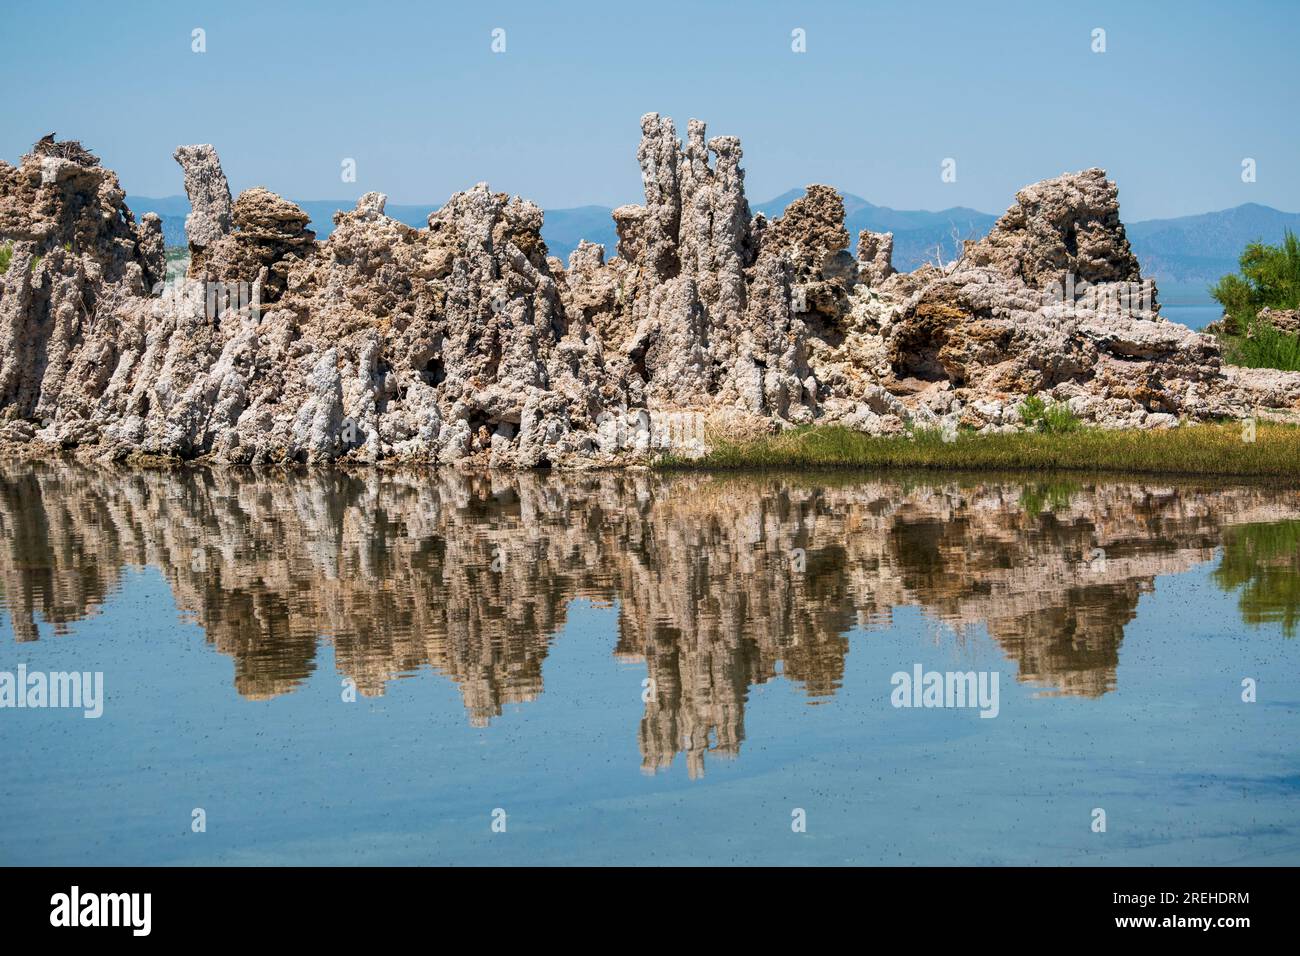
[1211,230,1300,336]
[1041,402,1082,434]
[1018,395,1046,425]
[1018,396,1080,434]
[0,243,11,274]
[1223,316,1300,372]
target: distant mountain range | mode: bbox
[128,192,1300,287]
[1124,203,1300,284]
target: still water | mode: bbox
[1,461,1297,865]
[1158,282,1221,331]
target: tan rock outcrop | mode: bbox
[173,144,232,262]
[962,167,1143,290]
[2,127,1298,466]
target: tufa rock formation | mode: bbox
[173,143,232,265]
[1,120,1298,467]
[4,461,1299,774]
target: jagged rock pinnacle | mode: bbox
[0,120,1296,465]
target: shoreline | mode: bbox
[658,422,1300,482]
[7,420,1300,484]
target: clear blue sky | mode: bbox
[2,0,1297,219]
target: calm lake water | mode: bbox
[1159,282,1221,331]
[1,461,1297,866]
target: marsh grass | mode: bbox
[1222,319,1300,372]
[660,422,1300,479]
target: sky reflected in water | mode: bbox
[1,462,1297,865]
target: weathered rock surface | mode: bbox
[173,144,232,267]
[197,185,315,302]
[0,137,165,448]
[858,229,894,287]
[962,167,1143,289]
[1257,307,1300,335]
[1,124,1297,467]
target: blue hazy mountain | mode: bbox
[1125,202,1300,284]
[536,205,620,261]
[128,193,1299,287]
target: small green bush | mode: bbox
[1223,316,1300,372]
[1041,402,1082,434]
[1211,231,1300,336]
[1018,396,1081,434]
[0,243,11,274]
[1018,394,1047,425]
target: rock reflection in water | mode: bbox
[1,461,1297,777]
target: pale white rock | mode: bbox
[2,128,1295,468]
[174,144,233,251]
